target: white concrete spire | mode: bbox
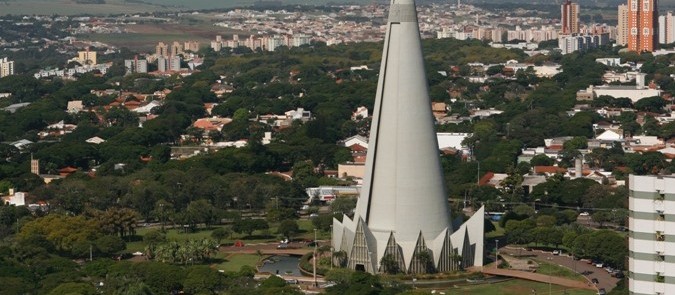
[332,0,484,274]
[354,0,450,247]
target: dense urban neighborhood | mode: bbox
[3,0,675,294]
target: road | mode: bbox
[500,246,620,292]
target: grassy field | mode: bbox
[214,253,262,272]
[0,0,169,15]
[449,279,595,295]
[535,260,587,282]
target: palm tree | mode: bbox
[380,254,400,274]
[332,250,348,267]
[414,250,435,274]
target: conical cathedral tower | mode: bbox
[332,0,484,274]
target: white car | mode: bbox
[580,212,590,216]
[552,250,560,255]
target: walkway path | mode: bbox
[482,267,596,290]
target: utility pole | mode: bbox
[89,244,93,261]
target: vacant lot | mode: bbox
[83,20,247,50]
[0,0,168,15]
[0,0,371,15]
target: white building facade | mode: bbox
[0,57,14,78]
[629,175,675,295]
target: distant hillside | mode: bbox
[3,0,675,16]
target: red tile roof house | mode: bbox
[533,166,568,176]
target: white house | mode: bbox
[86,136,106,144]
[596,130,624,141]
[2,190,26,206]
[352,106,369,121]
[341,135,369,149]
[66,100,84,113]
[436,132,472,151]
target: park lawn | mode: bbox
[535,260,587,282]
[126,220,321,252]
[451,279,595,295]
[214,253,262,272]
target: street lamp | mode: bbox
[495,239,499,268]
[313,229,318,287]
[159,202,165,231]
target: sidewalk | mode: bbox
[482,267,596,290]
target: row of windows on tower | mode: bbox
[630,28,653,35]
[630,0,652,11]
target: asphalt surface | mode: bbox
[500,246,620,292]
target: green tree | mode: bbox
[330,197,357,215]
[183,266,225,294]
[232,219,269,237]
[634,96,666,113]
[530,154,554,166]
[48,282,96,295]
[277,219,300,240]
[95,235,126,255]
[211,227,232,245]
[592,211,612,228]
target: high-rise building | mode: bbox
[155,42,169,57]
[561,0,580,35]
[332,0,484,275]
[628,175,675,295]
[77,50,97,65]
[157,56,181,72]
[171,41,183,56]
[0,57,14,78]
[124,57,148,74]
[618,4,630,46]
[658,11,675,44]
[628,0,659,52]
[184,41,200,52]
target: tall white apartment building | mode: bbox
[157,56,181,72]
[658,11,675,44]
[124,58,148,74]
[0,57,14,78]
[629,174,675,295]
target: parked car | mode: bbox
[580,212,590,216]
[598,288,606,295]
[592,278,599,284]
[552,250,560,255]
[595,262,604,268]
